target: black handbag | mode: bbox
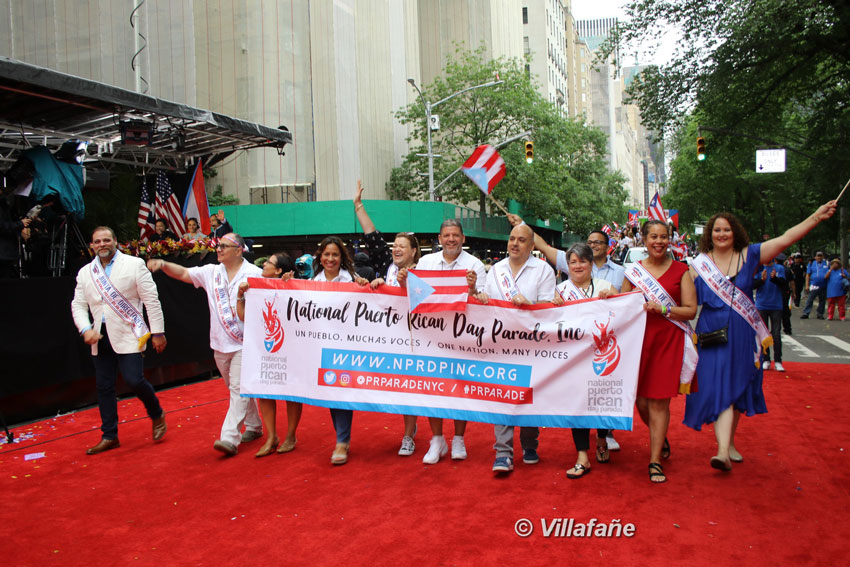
[698,326,728,347]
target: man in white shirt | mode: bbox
[72,226,168,455]
[507,214,625,451]
[475,223,556,472]
[149,232,263,456]
[403,219,485,464]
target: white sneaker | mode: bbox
[422,436,447,464]
[451,435,467,460]
[398,436,415,456]
[606,434,620,452]
[774,362,785,372]
[761,361,771,371]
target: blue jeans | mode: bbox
[330,408,353,443]
[92,330,163,440]
[802,286,827,317]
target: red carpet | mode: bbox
[2,362,848,566]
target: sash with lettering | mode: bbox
[624,262,698,393]
[556,279,586,302]
[213,266,244,342]
[495,266,521,301]
[89,253,151,349]
[692,253,773,367]
[385,263,400,287]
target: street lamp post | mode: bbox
[407,78,503,201]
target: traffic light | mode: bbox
[525,140,534,163]
[696,136,706,161]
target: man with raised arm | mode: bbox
[148,232,262,456]
[72,226,168,455]
[474,223,556,473]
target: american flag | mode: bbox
[407,269,469,313]
[648,192,667,222]
[154,171,187,236]
[137,178,156,239]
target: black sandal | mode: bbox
[566,463,592,479]
[648,462,667,483]
[661,438,671,460]
[595,443,610,463]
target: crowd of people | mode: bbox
[71,188,839,486]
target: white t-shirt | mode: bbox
[188,259,262,353]
[416,250,486,292]
[314,270,354,283]
[483,256,556,303]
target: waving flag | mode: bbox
[407,269,469,313]
[182,160,211,234]
[601,224,612,236]
[155,171,187,236]
[137,178,156,239]
[461,145,506,195]
[648,192,667,222]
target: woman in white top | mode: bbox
[553,243,616,479]
[182,217,204,240]
[312,236,367,465]
[353,180,422,456]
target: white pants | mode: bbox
[214,349,262,446]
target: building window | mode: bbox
[524,37,530,56]
[522,7,528,24]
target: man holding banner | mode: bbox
[148,233,263,456]
[474,223,556,472]
[402,219,486,464]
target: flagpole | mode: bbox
[487,194,511,216]
[836,177,850,203]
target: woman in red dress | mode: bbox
[622,220,697,483]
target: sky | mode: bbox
[571,0,679,66]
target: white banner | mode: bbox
[241,280,647,430]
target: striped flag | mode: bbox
[612,221,620,229]
[461,144,506,195]
[155,171,187,236]
[182,160,211,234]
[137,178,155,239]
[648,191,667,222]
[407,269,469,313]
[601,225,612,235]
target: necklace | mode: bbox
[579,280,594,298]
[711,250,737,279]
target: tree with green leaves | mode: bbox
[388,46,626,235]
[605,0,849,253]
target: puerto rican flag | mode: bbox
[648,191,667,222]
[155,171,187,236]
[461,145,506,195]
[182,160,211,234]
[601,224,612,235]
[628,211,639,226]
[407,269,469,313]
[137,178,155,239]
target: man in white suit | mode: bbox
[72,226,168,455]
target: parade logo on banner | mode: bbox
[240,280,647,430]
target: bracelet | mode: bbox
[355,203,364,211]
[660,305,668,316]
[236,297,246,303]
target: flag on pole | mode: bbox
[601,224,612,236]
[648,192,667,222]
[461,145,506,195]
[182,160,211,234]
[612,221,620,229]
[155,171,187,236]
[137,178,156,239]
[407,269,469,313]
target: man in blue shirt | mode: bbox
[754,257,787,371]
[802,251,829,319]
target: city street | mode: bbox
[776,310,850,364]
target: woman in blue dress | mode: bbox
[685,200,836,471]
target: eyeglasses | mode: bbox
[587,240,606,246]
[216,244,239,250]
[263,259,278,267]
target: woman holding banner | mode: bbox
[313,236,368,465]
[553,243,615,479]
[684,201,837,472]
[621,220,697,483]
[236,253,301,457]
[354,181,422,456]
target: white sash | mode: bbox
[89,253,151,349]
[624,262,698,391]
[692,253,772,367]
[495,266,521,301]
[213,266,244,343]
[385,263,399,287]
[556,279,588,302]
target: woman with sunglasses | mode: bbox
[235,253,301,457]
[354,180,422,456]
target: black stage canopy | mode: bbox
[0,56,292,173]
